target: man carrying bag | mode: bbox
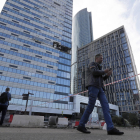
[0,87,11,126]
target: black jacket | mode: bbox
[85,62,109,89]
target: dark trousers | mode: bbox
[0,105,7,125]
[139,120,140,128]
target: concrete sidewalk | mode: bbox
[0,127,140,140]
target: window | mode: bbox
[125,57,131,64]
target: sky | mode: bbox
[0,0,140,78]
[0,0,6,13]
[73,0,140,78]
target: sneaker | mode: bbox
[108,128,124,135]
[77,125,91,134]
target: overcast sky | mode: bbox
[0,0,140,79]
[0,0,6,13]
[73,0,140,80]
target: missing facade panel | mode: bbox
[0,37,5,40]
[48,81,55,84]
[46,51,52,54]
[24,18,30,22]
[54,2,60,6]
[54,36,59,38]
[23,76,31,80]
[23,59,31,63]
[11,33,18,36]
[35,55,42,58]
[24,31,30,34]
[9,65,18,68]
[47,65,53,68]
[34,28,40,31]
[34,6,39,9]
[36,71,43,74]
[23,44,30,48]
[43,6,48,9]
[12,20,19,24]
[44,26,50,29]
[2,10,7,13]
[44,16,49,19]
[0,22,6,26]
[53,25,58,27]
[13,8,19,11]
[35,41,41,44]
[0,53,4,56]
[10,48,18,52]
[45,38,51,41]
[24,7,30,10]
[53,100,68,104]
[34,17,40,20]
[52,15,56,17]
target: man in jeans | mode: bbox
[77,54,124,135]
[0,87,11,126]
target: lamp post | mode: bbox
[22,92,34,115]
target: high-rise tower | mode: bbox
[71,8,93,94]
[77,26,140,114]
[0,0,73,116]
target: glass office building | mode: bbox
[77,26,140,114]
[0,0,74,116]
[71,8,93,94]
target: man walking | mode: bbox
[77,54,124,135]
[0,87,11,126]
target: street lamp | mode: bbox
[22,92,34,115]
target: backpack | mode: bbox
[0,92,8,104]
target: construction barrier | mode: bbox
[57,118,68,126]
[9,115,13,123]
[10,115,44,127]
[75,121,79,127]
[101,122,105,127]
[103,123,107,130]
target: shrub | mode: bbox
[122,112,129,120]
[128,113,138,126]
[112,116,123,126]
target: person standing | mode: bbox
[77,54,124,135]
[0,87,11,126]
[138,111,140,129]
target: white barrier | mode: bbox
[57,118,68,126]
[10,115,44,127]
[103,123,107,130]
[85,122,101,129]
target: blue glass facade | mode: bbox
[71,8,93,94]
[77,26,140,113]
[0,0,73,115]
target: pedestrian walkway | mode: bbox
[0,127,140,140]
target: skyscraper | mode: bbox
[77,26,140,114]
[71,8,93,94]
[0,0,73,117]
